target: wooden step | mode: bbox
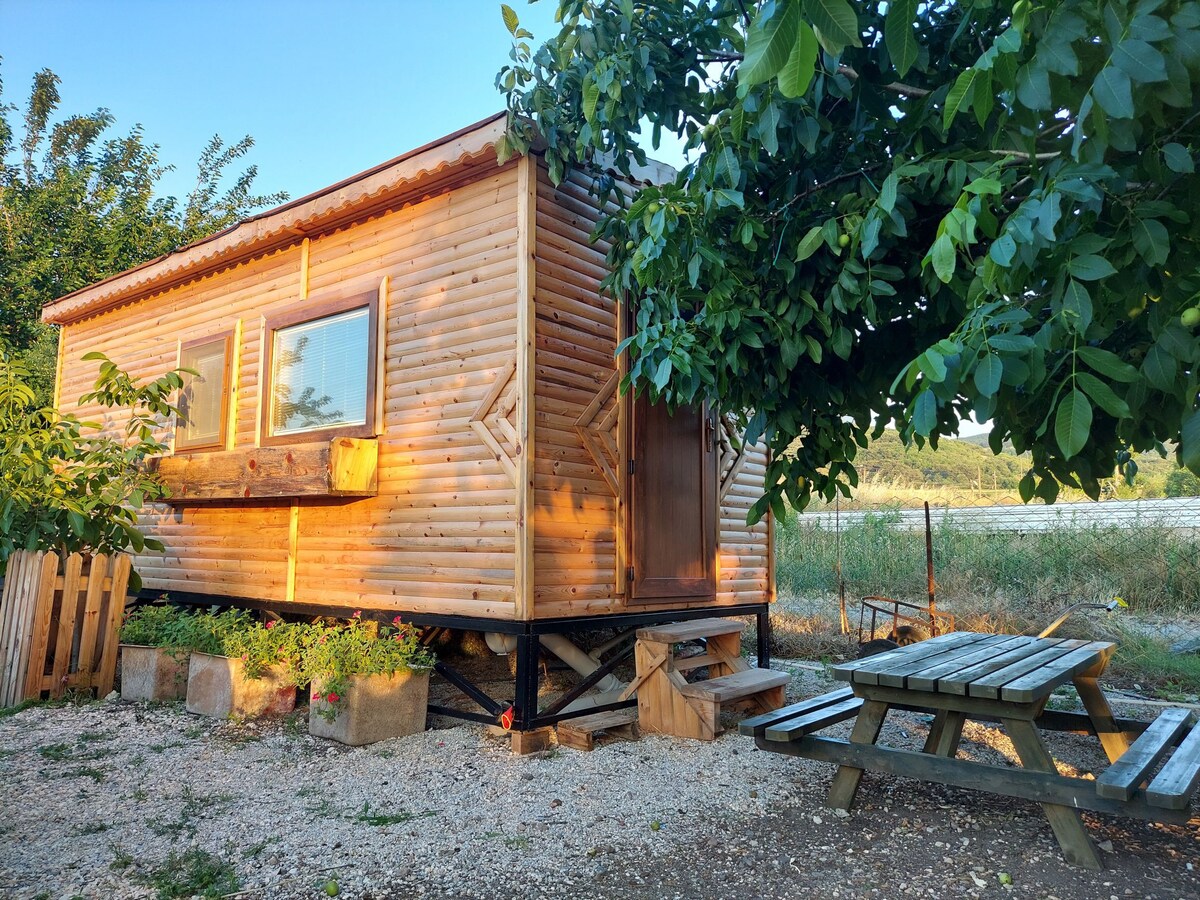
[1146,719,1200,810]
[556,708,639,752]
[1097,708,1193,801]
[637,618,745,644]
[680,668,790,704]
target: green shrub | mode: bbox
[0,351,185,591]
[300,614,434,722]
[119,604,197,650]
[184,610,306,685]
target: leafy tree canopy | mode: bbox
[499,0,1200,521]
[0,63,286,399]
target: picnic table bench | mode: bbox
[741,632,1200,870]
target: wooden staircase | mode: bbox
[623,618,789,740]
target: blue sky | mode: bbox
[0,0,575,202]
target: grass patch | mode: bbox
[148,788,232,837]
[1106,629,1200,695]
[75,821,109,835]
[353,801,436,826]
[146,849,239,899]
[63,765,107,783]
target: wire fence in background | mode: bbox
[772,491,1200,695]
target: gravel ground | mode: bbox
[1,670,1198,900]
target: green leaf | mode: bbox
[1182,408,1200,475]
[803,0,861,55]
[795,226,824,262]
[1077,346,1139,383]
[1142,344,1177,391]
[1061,280,1093,334]
[884,0,919,77]
[501,3,519,35]
[878,173,897,213]
[778,22,819,98]
[1132,218,1169,265]
[1076,372,1131,418]
[917,349,947,383]
[653,358,672,390]
[974,355,1002,397]
[1016,63,1052,110]
[1066,255,1117,281]
[1113,38,1167,83]
[1093,67,1134,119]
[1163,142,1194,174]
[943,68,980,129]
[911,390,937,436]
[1055,389,1092,459]
[582,77,600,123]
[930,234,955,283]
[741,0,803,87]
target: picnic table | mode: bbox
[741,632,1200,870]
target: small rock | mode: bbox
[1098,840,1115,853]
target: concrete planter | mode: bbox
[185,651,296,718]
[119,644,190,702]
[309,670,430,745]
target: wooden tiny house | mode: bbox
[43,115,774,730]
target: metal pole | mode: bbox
[925,501,937,633]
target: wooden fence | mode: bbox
[0,551,132,707]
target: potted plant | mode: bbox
[184,610,302,718]
[118,602,196,701]
[302,613,434,745]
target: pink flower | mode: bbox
[352,610,362,619]
[392,615,403,626]
[265,620,276,629]
[326,692,339,703]
[312,692,320,701]
[240,654,248,662]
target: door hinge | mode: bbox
[627,565,635,582]
[628,458,636,475]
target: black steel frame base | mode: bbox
[146,590,772,732]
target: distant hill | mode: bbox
[853,431,1026,491]
[853,431,1190,498]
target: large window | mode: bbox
[262,295,378,445]
[176,334,232,452]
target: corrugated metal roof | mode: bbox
[42,113,510,325]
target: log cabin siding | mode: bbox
[57,165,523,618]
[529,164,773,618]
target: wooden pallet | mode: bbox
[557,708,639,751]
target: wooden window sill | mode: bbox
[149,437,378,502]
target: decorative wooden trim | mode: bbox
[174,332,234,454]
[514,153,537,621]
[299,237,310,300]
[259,291,379,447]
[226,318,243,451]
[717,415,749,502]
[574,372,621,496]
[375,276,389,436]
[52,327,65,410]
[286,501,300,603]
[469,356,519,486]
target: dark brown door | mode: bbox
[628,396,718,601]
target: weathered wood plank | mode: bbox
[996,643,1114,703]
[826,699,889,810]
[150,438,378,501]
[738,687,856,737]
[764,696,864,742]
[968,640,1091,699]
[905,636,1036,692]
[831,631,973,680]
[1096,708,1194,801]
[678,668,789,703]
[935,639,1066,697]
[866,633,996,687]
[636,618,744,644]
[1145,721,1200,810]
[755,734,1192,825]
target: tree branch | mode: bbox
[837,65,932,98]
[770,163,887,219]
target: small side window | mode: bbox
[176,334,232,452]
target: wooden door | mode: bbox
[628,396,718,602]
